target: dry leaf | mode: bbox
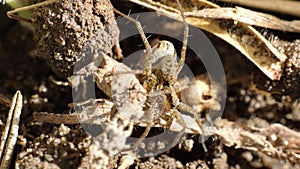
[129,0,288,80]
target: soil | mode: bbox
[32,0,120,78]
[0,1,299,169]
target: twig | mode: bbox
[6,0,58,22]
[33,99,114,125]
[0,91,23,169]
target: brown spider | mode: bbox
[113,0,210,151]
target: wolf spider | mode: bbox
[113,0,206,150]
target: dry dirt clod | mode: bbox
[31,0,120,78]
[15,124,90,168]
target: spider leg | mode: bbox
[167,84,196,116]
[175,0,189,76]
[131,89,161,149]
[113,8,153,73]
[132,113,152,149]
[169,108,186,149]
[7,0,58,22]
[168,84,209,151]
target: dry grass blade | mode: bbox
[129,0,288,80]
[0,91,23,169]
[6,0,57,22]
[185,7,300,33]
[33,99,114,125]
[33,112,85,124]
[217,0,300,17]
